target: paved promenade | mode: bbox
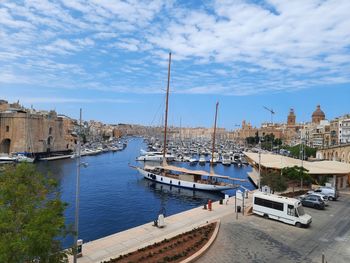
[69,194,253,263]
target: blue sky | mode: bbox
[0,0,349,128]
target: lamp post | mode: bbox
[258,139,261,191]
[73,109,82,263]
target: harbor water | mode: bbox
[36,138,255,248]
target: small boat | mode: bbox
[222,154,231,166]
[198,155,206,165]
[14,153,34,163]
[0,155,16,163]
[189,157,198,165]
[136,151,174,162]
[211,152,220,165]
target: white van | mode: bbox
[253,192,312,227]
[314,186,339,201]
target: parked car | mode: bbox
[314,186,339,201]
[306,191,329,206]
[300,195,325,210]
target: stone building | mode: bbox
[0,100,72,154]
[316,143,350,164]
[339,115,350,144]
[330,119,339,146]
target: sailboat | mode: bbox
[132,53,243,192]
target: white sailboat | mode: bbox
[132,53,242,192]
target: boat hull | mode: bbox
[137,168,235,191]
[136,155,174,162]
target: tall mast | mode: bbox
[210,102,219,174]
[163,52,171,166]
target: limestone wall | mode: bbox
[0,111,71,154]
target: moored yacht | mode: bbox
[137,164,239,191]
[132,53,242,192]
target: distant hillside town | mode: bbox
[233,105,350,148]
[0,99,349,163]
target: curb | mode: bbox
[181,220,221,263]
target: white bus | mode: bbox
[253,192,312,227]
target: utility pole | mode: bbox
[258,139,261,191]
[300,137,304,189]
[74,108,82,263]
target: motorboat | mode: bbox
[0,154,16,163]
[14,153,34,163]
[137,150,175,162]
[222,154,231,166]
[198,154,206,165]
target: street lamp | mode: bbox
[73,109,88,263]
[258,139,263,191]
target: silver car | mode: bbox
[306,191,329,206]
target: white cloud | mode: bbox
[0,0,349,96]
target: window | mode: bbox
[161,177,163,181]
[6,126,9,132]
[287,205,295,216]
[49,127,52,135]
[254,197,284,211]
[170,180,172,184]
[178,181,181,186]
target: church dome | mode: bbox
[312,105,325,118]
[312,105,325,124]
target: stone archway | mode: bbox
[0,138,11,154]
[334,151,339,161]
[348,152,350,163]
[341,151,346,162]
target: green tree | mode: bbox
[261,171,288,193]
[282,166,311,194]
[282,144,317,159]
[0,163,69,263]
[254,131,260,144]
[246,136,256,145]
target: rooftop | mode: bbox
[244,152,350,175]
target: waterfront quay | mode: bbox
[70,191,350,263]
[69,195,254,263]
